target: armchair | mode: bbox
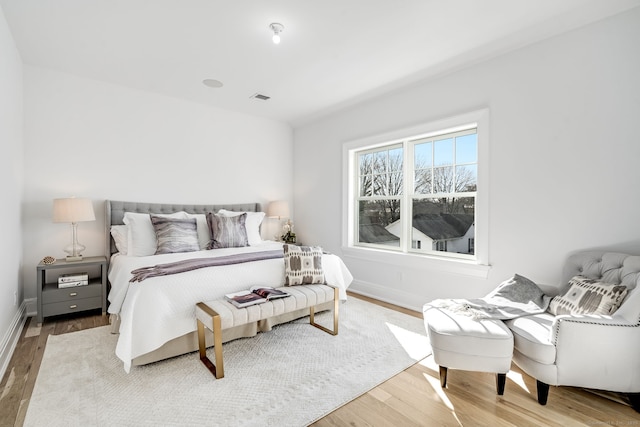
[505,251,640,409]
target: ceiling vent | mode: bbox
[251,93,271,101]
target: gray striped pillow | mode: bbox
[150,215,200,254]
[206,212,249,249]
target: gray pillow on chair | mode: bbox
[548,275,627,316]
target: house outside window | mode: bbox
[345,109,488,268]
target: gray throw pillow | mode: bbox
[283,244,325,285]
[548,275,628,316]
[150,215,199,254]
[206,212,249,249]
[484,274,550,310]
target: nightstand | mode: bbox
[36,256,107,324]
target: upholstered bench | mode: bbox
[423,303,514,395]
[196,284,339,379]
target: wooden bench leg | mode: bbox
[196,302,224,379]
[309,287,339,335]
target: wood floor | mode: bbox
[1,295,639,427]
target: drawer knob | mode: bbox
[69,292,77,297]
[69,304,77,309]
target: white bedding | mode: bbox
[107,241,353,372]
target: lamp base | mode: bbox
[63,224,86,262]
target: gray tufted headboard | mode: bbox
[105,200,261,261]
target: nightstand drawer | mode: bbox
[42,296,103,317]
[42,283,102,304]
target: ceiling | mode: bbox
[2,0,639,126]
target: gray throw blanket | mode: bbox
[130,250,284,282]
[427,274,551,320]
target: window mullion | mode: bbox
[401,140,414,253]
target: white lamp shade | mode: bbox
[267,200,290,219]
[53,198,96,223]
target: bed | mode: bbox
[105,200,353,372]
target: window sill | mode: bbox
[341,246,491,279]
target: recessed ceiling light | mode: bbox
[202,79,223,88]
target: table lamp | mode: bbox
[53,197,96,261]
[267,200,290,221]
[267,200,295,243]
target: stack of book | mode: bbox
[58,273,89,288]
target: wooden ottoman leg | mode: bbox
[439,366,448,388]
[496,373,506,395]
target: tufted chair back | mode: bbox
[560,251,640,323]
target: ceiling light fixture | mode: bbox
[269,23,284,45]
[202,79,223,88]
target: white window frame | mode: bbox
[342,109,490,277]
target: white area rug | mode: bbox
[24,298,431,427]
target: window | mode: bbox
[344,109,488,266]
[357,144,403,249]
[410,128,477,259]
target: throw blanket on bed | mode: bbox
[129,250,284,282]
[427,274,551,320]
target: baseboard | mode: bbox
[348,279,424,313]
[25,297,37,318]
[0,301,27,382]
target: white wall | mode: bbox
[22,67,293,305]
[293,8,640,311]
[0,5,25,376]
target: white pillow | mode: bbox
[110,225,128,255]
[184,213,210,250]
[217,209,265,246]
[123,211,188,256]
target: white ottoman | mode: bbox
[423,303,514,395]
